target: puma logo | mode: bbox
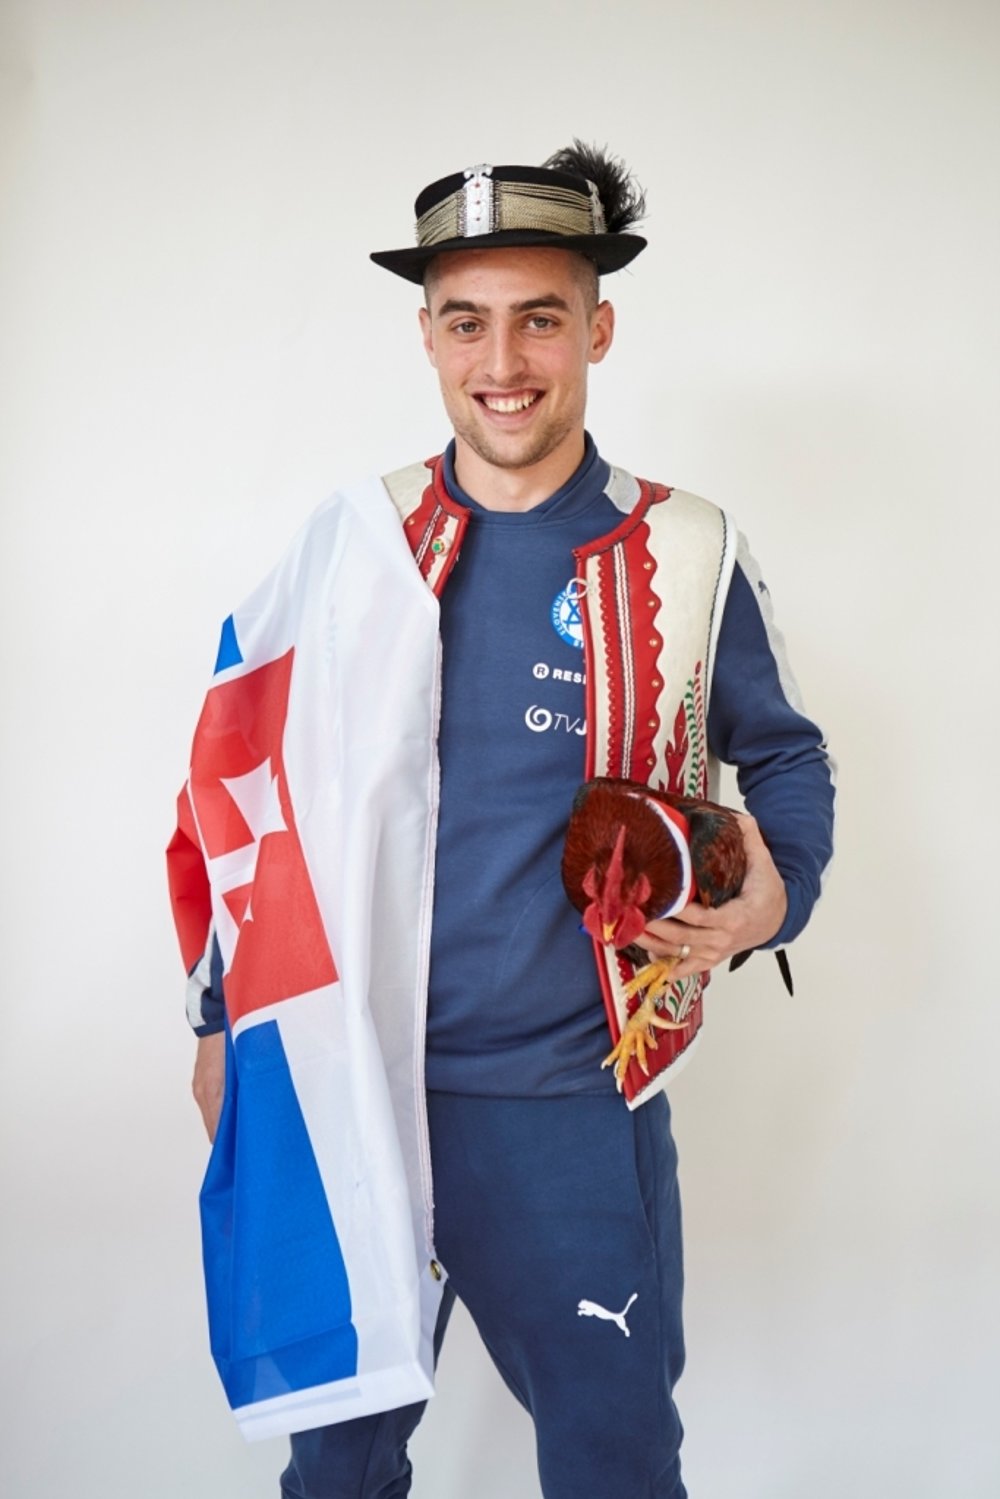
[577,1292,638,1337]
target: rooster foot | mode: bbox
[623,958,684,1006]
[602,990,687,1092]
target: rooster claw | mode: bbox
[602,992,687,1090]
[623,957,684,1005]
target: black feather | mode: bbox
[729,949,795,996]
[541,140,646,234]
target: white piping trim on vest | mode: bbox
[613,545,636,771]
[626,1026,704,1110]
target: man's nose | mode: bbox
[483,326,527,387]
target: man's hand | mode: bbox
[642,814,787,981]
[192,1032,226,1143]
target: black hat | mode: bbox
[370,142,647,285]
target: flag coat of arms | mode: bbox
[167,478,447,1441]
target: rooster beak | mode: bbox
[602,921,616,943]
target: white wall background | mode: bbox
[2,0,997,1494]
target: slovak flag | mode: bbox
[167,484,446,1441]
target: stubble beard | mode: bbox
[449,399,580,473]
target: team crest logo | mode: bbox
[551,578,586,649]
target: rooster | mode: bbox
[561,777,749,1087]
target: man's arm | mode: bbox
[646,536,834,982]
[643,812,789,979]
[193,1032,225,1142]
[188,931,227,1141]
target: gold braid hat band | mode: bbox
[416,175,606,248]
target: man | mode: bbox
[173,144,834,1499]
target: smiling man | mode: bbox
[174,144,834,1499]
[418,247,613,498]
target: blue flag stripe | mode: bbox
[200,1020,358,1410]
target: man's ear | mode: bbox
[419,306,437,368]
[589,300,615,366]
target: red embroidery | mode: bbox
[400,458,468,596]
[621,515,662,782]
[664,700,689,793]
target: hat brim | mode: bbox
[370,229,647,285]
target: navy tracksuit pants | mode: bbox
[281,1090,688,1499]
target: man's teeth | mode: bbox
[481,393,540,413]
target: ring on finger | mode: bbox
[678,943,691,961]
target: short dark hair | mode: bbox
[423,250,600,314]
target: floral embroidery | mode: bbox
[663,660,705,796]
[685,662,706,796]
[664,701,688,793]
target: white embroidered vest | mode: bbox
[384,457,736,1108]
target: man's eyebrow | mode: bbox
[435,298,487,317]
[433,294,574,317]
[510,295,573,314]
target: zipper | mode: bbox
[411,629,443,1255]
